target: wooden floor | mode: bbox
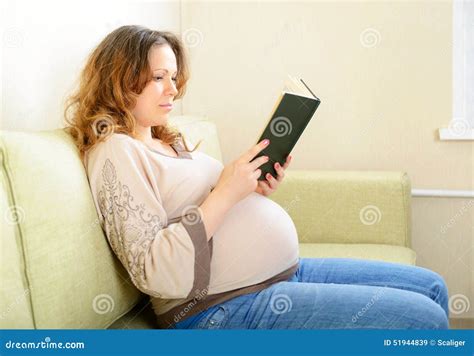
[450,318,474,329]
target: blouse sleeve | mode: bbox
[86,135,211,299]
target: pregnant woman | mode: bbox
[65,25,449,329]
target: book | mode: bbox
[254,75,321,181]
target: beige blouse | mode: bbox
[84,133,299,328]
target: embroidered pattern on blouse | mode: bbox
[97,158,164,296]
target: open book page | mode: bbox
[282,74,315,99]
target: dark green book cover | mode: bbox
[254,81,320,180]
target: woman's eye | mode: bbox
[154,76,177,82]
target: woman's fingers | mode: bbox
[256,155,292,195]
[265,172,279,189]
[282,155,292,170]
[273,162,285,182]
[240,139,270,164]
[257,180,272,195]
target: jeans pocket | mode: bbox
[197,306,227,329]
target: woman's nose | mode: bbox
[166,78,178,96]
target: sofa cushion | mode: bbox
[107,296,157,329]
[0,129,142,328]
[299,243,416,265]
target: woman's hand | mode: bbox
[255,155,292,196]
[212,139,270,206]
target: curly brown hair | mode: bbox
[63,25,201,161]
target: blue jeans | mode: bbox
[173,258,449,329]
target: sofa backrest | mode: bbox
[169,115,223,162]
[1,156,35,328]
[0,116,222,329]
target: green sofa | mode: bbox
[0,116,415,329]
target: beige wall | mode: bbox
[412,197,473,319]
[0,0,182,131]
[181,0,472,190]
[181,0,473,320]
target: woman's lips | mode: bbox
[159,104,173,110]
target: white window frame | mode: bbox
[439,0,474,140]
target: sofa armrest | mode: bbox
[269,170,412,247]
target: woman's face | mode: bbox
[131,44,179,129]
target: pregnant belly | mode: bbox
[208,192,299,293]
